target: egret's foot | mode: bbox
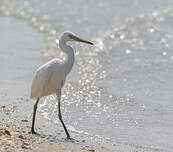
[31,129,37,134]
[65,136,75,141]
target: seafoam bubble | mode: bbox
[39,25,44,31]
[110,34,115,39]
[55,39,59,44]
[125,49,131,54]
[152,11,160,18]
[162,52,167,56]
[120,34,124,40]
[95,38,104,50]
[149,28,155,33]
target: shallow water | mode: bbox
[0,0,173,151]
[0,16,44,102]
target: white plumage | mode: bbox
[31,59,66,100]
[30,31,93,140]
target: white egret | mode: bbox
[30,31,94,140]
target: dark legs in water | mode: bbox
[31,90,72,140]
[57,88,72,140]
[31,98,39,134]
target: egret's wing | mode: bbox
[30,59,65,100]
[30,63,53,100]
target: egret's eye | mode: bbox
[69,34,75,39]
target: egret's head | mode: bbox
[61,31,94,45]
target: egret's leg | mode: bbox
[57,89,71,139]
[31,98,39,134]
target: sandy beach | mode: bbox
[0,121,109,152]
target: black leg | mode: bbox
[57,89,71,139]
[31,98,39,134]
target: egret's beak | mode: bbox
[74,37,94,45]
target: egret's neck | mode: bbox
[59,38,74,75]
